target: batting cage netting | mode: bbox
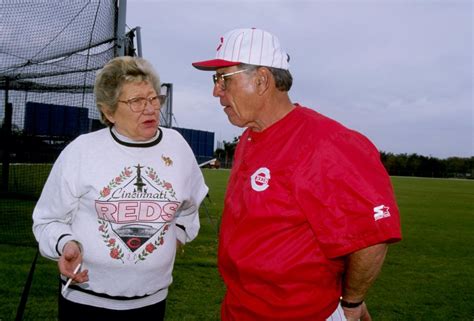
[1,0,119,247]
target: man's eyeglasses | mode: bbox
[118,95,167,113]
[212,69,249,90]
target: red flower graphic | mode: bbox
[99,224,105,232]
[163,182,172,190]
[101,187,110,197]
[146,243,155,253]
[110,248,119,259]
[108,238,116,245]
[135,224,170,263]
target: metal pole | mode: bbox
[116,0,127,56]
[135,26,142,57]
[2,78,12,193]
[166,83,173,128]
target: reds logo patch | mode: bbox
[250,167,271,192]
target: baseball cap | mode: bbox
[192,28,290,71]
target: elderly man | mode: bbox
[192,28,401,321]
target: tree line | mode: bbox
[380,152,473,179]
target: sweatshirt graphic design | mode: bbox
[96,163,179,263]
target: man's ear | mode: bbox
[256,67,271,95]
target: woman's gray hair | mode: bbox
[239,64,293,92]
[94,56,161,127]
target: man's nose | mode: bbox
[213,83,224,97]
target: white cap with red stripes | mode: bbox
[192,28,290,71]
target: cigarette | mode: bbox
[62,263,81,294]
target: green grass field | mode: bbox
[0,170,473,320]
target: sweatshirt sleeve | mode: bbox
[175,160,209,244]
[32,146,80,260]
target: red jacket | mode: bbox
[218,105,402,321]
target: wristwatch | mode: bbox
[340,298,364,308]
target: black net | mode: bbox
[0,0,119,247]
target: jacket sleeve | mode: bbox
[293,128,402,259]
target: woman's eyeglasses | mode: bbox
[118,95,167,113]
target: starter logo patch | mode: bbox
[251,167,271,192]
[373,205,391,221]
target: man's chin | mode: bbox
[224,108,244,128]
[228,118,245,128]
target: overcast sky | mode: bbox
[126,0,473,159]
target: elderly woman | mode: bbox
[33,56,208,321]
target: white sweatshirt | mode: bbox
[33,127,208,309]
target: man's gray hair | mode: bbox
[267,67,293,92]
[239,64,293,92]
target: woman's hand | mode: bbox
[58,241,89,283]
